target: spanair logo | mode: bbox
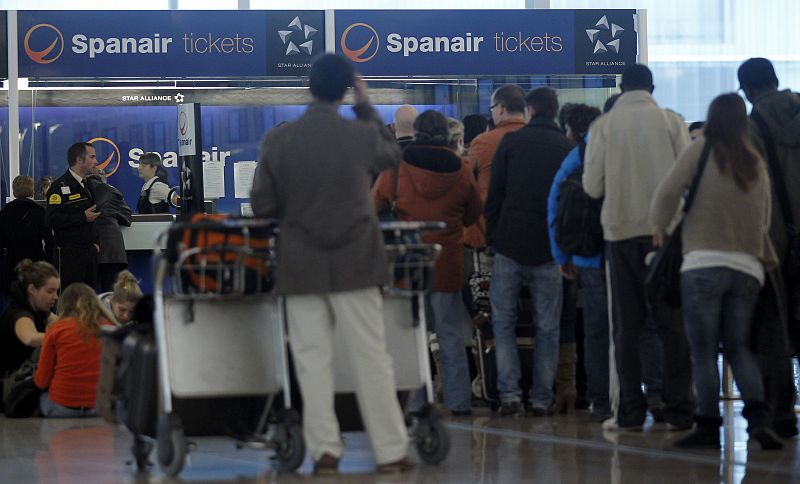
[341,23,379,63]
[585,15,624,55]
[89,137,122,177]
[179,111,188,136]
[278,16,318,56]
[24,24,64,64]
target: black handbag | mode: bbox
[3,350,42,418]
[645,142,712,308]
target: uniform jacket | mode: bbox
[373,143,482,292]
[463,118,526,249]
[250,102,401,295]
[583,90,690,242]
[0,198,53,292]
[45,170,98,250]
[485,116,573,266]
[85,175,132,265]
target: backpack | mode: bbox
[554,169,604,257]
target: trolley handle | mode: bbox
[379,221,446,233]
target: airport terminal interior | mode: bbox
[1,1,800,483]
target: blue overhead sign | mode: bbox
[335,9,638,76]
[18,10,325,78]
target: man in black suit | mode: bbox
[45,142,101,290]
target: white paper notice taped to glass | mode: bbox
[203,161,225,199]
[234,161,257,199]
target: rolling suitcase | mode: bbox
[474,288,535,410]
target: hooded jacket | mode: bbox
[750,89,800,261]
[373,143,482,292]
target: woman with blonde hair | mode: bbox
[34,283,113,417]
[98,270,143,325]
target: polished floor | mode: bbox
[2,402,800,484]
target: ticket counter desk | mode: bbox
[122,214,175,294]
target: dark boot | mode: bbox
[551,342,577,414]
[673,416,721,449]
[743,401,784,450]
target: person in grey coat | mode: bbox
[84,169,132,293]
[250,54,413,476]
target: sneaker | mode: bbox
[313,453,340,476]
[750,427,784,450]
[499,401,523,417]
[377,456,416,474]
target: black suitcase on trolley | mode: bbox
[474,289,535,410]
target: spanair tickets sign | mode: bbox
[335,9,638,76]
[18,10,324,78]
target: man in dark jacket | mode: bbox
[0,176,53,293]
[84,169,132,292]
[485,87,573,416]
[250,54,412,475]
[45,142,100,290]
[739,57,800,438]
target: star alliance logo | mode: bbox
[278,16,318,56]
[174,92,185,103]
[586,15,624,55]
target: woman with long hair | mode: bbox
[651,93,782,450]
[0,260,59,378]
[34,283,113,417]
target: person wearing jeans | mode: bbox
[39,392,96,418]
[485,86,572,416]
[651,93,782,450]
[490,254,563,412]
[373,110,482,416]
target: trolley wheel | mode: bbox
[273,409,305,472]
[132,435,152,471]
[415,415,450,465]
[157,414,187,477]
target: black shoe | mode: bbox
[590,412,613,423]
[774,422,799,439]
[451,409,472,417]
[673,416,722,449]
[666,419,694,431]
[648,404,665,423]
[527,406,552,417]
[750,427,784,450]
[499,401,523,417]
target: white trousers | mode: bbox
[285,287,409,464]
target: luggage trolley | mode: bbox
[149,217,304,476]
[363,220,451,464]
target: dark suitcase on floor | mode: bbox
[474,289,535,410]
[121,330,159,438]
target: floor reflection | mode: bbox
[1,402,798,484]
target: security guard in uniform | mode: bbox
[45,142,101,290]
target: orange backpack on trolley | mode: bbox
[168,213,275,295]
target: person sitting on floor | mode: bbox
[97,270,142,326]
[34,283,114,418]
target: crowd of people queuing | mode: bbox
[375,57,799,451]
[0,51,797,475]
